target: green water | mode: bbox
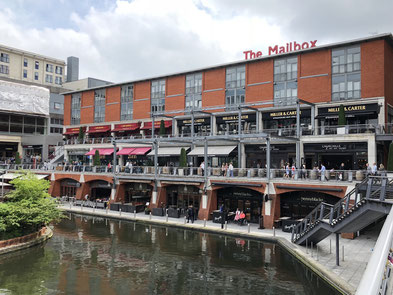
[0,214,339,294]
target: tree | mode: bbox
[15,152,21,164]
[93,150,101,166]
[159,120,166,135]
[179,148,187,168]
[0,172,64,239]
[388,142,393,171]
[78,127,84,143]
[338,104,346,126]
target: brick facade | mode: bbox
[105,86,121,122]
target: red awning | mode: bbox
[85,148,114,156]
[117,147,151,155]
[141,120,172,130]
[63,127,85,135]
[87,125,111,133]
[112,123,140,132]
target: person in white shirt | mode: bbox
[372,163,377,175]
[200,161,205,176]
[229,162,234,177]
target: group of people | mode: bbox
[234,208,247,225]
[220,162,234,177]
[366,162,385,176]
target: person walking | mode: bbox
[372,162,378,175]
[229,162,234,177]
[200,161,205,176]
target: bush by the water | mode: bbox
[0,172,64,240]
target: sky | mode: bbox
[0,0,392,83]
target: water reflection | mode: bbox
[0,214,339,295]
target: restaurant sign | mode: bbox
[216,113,256,124]
[262,109,311,120]
[177,117,210,126]
[318,103,379,117]
[244,40,317,60]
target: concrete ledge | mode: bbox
[62,207,355,294]
[0,227,53,256]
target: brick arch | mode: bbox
[49,177,81,198]
[211,183,265,195]
[84,175,113,184]
[273,184,347,199]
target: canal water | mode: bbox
[0,214,339,295]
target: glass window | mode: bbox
[34,72,39,80]
[151,79,165,115]
[45,74,53,83]
[225,66,246,110]
[55,66,63,75]
[0,53,9,63]
[23,69,27,78]
[55,76,62,85]
[71,93,81,125]
[121,84,134,120]
[94,89,106,123]
[331,46,361,101]
[273,57,298,106]
[35,61,39,70]
[0,65,9,74]
[46,64,53,73]
[185,73,202,111]
[54,102,63,110]
[24,58,28,67]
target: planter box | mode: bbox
[168,208,181,218]
[178,168,184,176]
[282,219,301,232]
[212,210,226,224]
[110,202,121,211]
[152,208,165,216]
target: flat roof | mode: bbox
[61,33,393,95]
[0,43,66,65]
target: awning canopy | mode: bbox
[85,148,114,156]
[112,123,140,132]
[188,145,237,156]
[117,147,151,156]
[1,173,49,180]
[147,147,187,157]
[64,127,85,135]
[87,125,111,133]
[141,120,172,130]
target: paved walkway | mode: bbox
[59,204,381,294]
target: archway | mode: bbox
[216,187,263,223]
[89,180,112,201]
[279,191,340,220]
[60,178,80,198]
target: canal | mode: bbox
[0,214,339,294]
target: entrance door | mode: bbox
[320,154,353,170]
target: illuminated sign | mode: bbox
[244,40,317,60]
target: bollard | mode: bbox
[330,239,332,254]
[119,209,122,216]
[166,213,168,223]
[184,216,187,224]
[81,205,83,211]
[311,242,313,257]
[106,207,108,215]
[204,219,206,227]
[224,221,227,230]
[134,210,136,219]
[93,205,95,213]
[273,227,275,237]
[69,203,71,209]
[248,223,250,233]
[342,245,345,261]
[149,212,152,220]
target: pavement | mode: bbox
[59,203,381,295]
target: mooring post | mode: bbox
[184,216,186,224]
[134,210,136,219]
[166,211,168,222]
[119,209,121,216]
[336,233,340,266]
[273,226,275,237]
[248,223,251,233]
[204,219,206,227]
[224,221,227,230]
[149,212,152,220]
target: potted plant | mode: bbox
[93,150,100,172]
[15,152,21,165]
[78,127,85,144]
[159,119,166,136]
[178,148,187,176]
[387,142,393,171]
[144,207,151,215]
[337,104,347,134]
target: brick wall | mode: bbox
[80,90,95,124]
[133,81,151,119]
[166,75,185,113]
[361,40,385,99]
[63,94,71,125]
[202,68,225,112]
[246,59,274,103]
[385,41,393,123]
[105,86,121,122]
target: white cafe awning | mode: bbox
[1,173,49,180]
[188,145,236,156]
[147,147,188,157]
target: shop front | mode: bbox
[316,103,379,134]
[142,120,172,136]
[89,180,111,201]
[177,117,210,136]
[112,123,141,138]
[216,113,256,135]
[304,142,368,170]
[262,108,311,136]
[245,144,296,169]
[86,125,111,143]
[123,182,151,207]
[216,187,263,223]
[166,185,201,217]
[23,145,43,164]
[60,179,80,199]
[117,147,151,167]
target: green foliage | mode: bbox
[388,142,393,171]
[15,152,21,164]
[78,127,85,143]
[159,119,166,135]
[93,150,101,166]
[179,148,187,168]
[338,104,346,126]
[0,172,64,240]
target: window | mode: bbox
[50,118,64,125]
[185,73,202,111]
[0,65,9,74]
[121,84,133,120]
[55,76,62,85]
[24,58,28,67]
[23,69,27,78]
[45,74,53,83]
[332,46,361,101]
[151,79,165,114]
[274,57,298,106]
[225,66,246,110]
[0,53,9,63]
[71,93,81,125]
[55,66,63,75]
[94,89,106,123]
[46,64,53,72]
[50,127,62,134]
[34,72,39,80]
[54,102,63,110]
[35,61,39,70]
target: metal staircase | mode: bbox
[292,176,393,245]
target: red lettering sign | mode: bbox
[244,40,317,60]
